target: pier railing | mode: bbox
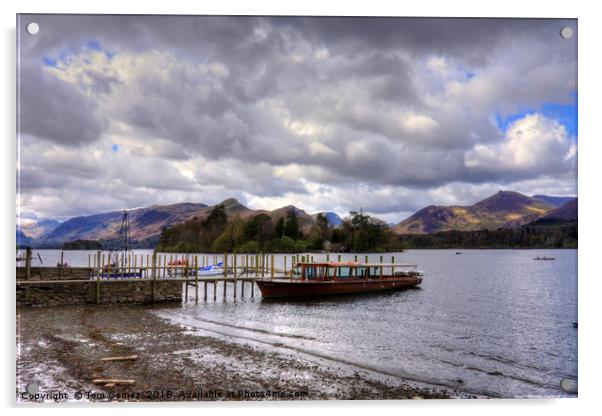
[18,249,410,304]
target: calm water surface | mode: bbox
[19,249,577,398]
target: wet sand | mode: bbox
[17,303,464,402]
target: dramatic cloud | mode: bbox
[17,15,577,223]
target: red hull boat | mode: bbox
[256,262,423,298]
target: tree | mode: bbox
[243,214,274,250]
[275,216,285,238]
[213,231,234,252]
[284,209,301,240]
[315,213,331,241]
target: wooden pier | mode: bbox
[17,248,405,306]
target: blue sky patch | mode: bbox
[42,56,58,67]
[495,92,577,137]
[111,144,119,152]
[86,39,103,51]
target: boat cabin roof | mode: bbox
[293,262,417,268]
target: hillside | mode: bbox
[20,219,62,239]
[21,191,576,249]
[34,199,319,248]
[40,202,208,246]
[531,195,575,208]
[527,198,577,226]
[179,199,317,233]
[392,191,555,235]
[16,230,35,247]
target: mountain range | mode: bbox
[18,191,576,248]
[391,191,566,235]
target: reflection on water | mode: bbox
[18,249,577,398]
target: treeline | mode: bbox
[62,239,103,250]
[155,205,404,253]
[397,222,577,249]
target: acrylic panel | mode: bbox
[16,14,577,402]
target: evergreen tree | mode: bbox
[283,209,301,240]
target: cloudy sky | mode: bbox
[17,15,577,224]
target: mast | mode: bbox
[118,210,130,261]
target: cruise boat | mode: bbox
[256,262,424,298]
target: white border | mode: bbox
[2,1,601,415]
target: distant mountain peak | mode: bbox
[393,190,557,235]
[220,197,241,205]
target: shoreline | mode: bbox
[17,303,467,402]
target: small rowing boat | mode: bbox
[533,256,555,261]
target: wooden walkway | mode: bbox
[18,249,407,304]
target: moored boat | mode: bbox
[256,262,424,298]
[194,262,225,277]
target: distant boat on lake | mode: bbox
[533,256,555,260]
[256,262,423,298]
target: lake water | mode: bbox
[17,249,577,398]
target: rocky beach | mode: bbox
[17,303,459,402]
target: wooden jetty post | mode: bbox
[120,253,124,278]
[233,253,237,299]
[271,255,275,279]
[338,254,342,262]
[107,252,111,277]
[204,281,208,302]
[96,250,100,274]
[392,256,395,276]
[152,252,157,301]
[284,256,287,276]
[184,268,189,302]
[194,256,199,303]
[99,253,105,304]
[25,247,32,280]
[213,280,217,301]
[59,251,64,279]
[223,253,228,299]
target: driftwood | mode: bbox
[101,354,138,362]
[92,379,135,385]
[104,383,116,388]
